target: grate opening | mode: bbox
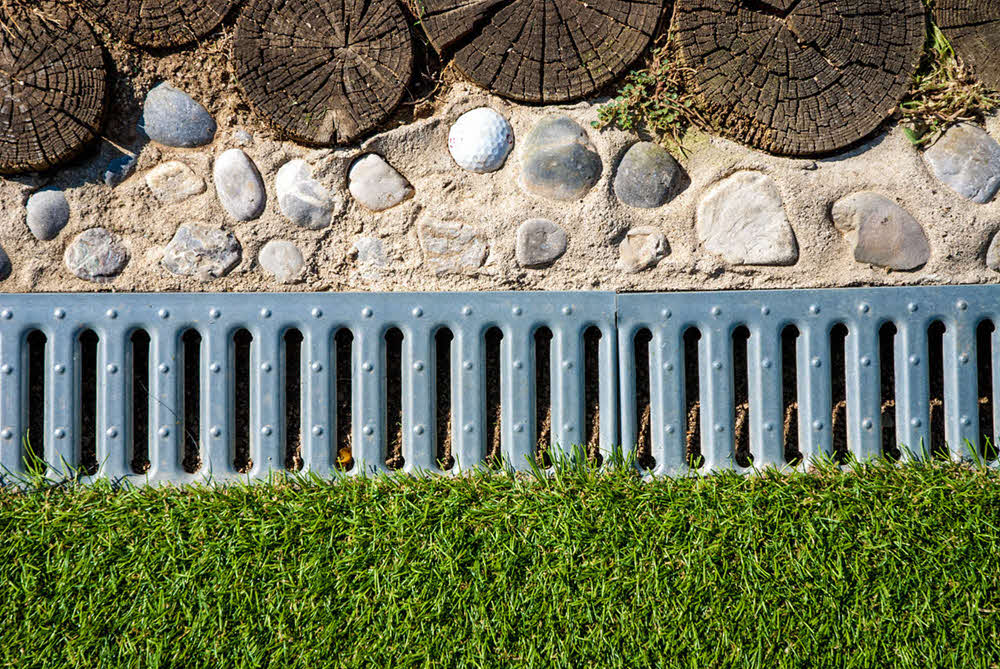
[385,328,404,471]
[781,325,801,466]
[584,326,602,464]
[534,327,553,467]
[284,329,303,471]
[977,320,997,461]
[129,329,150,474]
[24,330,46,470]
[484,327,503,467]
[830,323,849,464]
[683,327,702,468]
[732,326,751,468]
[928,321,947,459]
[435,327,454,470]
[879,322,900,460]
[181,329,201,474]
[233,328,252,473]
[335,328,354,471]
[633,329,653,470]
[80,329,99,475]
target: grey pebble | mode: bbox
[26,188,70,241]
[924,123,1000,204]
[831,192,930,271]
[259,240,304,284]
[516,219,567,267]
[161,224,242,281]
[64,228,129,283]
[0,244,10,281]
[519,115,602,201]
[139,82,217,148]
[214,149,266,221]
[614,142,680,209]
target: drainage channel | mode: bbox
[0,286,997,484]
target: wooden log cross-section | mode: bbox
[76,0,238,48]
[419,0,662,103]
[233,0,415,146]
[673,0,926,156]
[934,0,1000,91]
[0,4,108,174]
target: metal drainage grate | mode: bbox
[0,292,618,484]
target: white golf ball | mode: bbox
[448,107,514,173]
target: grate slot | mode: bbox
[501,324,536,470]
[403,324,436,473]
[595,323,619,464]
[129,330,150,474]
[181,329,202,473]
[80,330,99,475]
[452,325,485,472]
[283,329,302,471]
[251,325,285,476]
[748,323,784,468]
[233,329,252,473]
[435,328,454,470]
[625,328,651,470]
[335,329,354,470]
[845,320,882,462]
[978,321,997,460]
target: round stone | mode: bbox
[145,161,206,204]
[139,82,216,148]
[161,224,242,281]
[923,123,1000,204]
[348,154,414,211]
[519,115,602,201]
[448,108,514,173]
[0,245,11,282]
[276,159,342,230]
[516,219,567,268]
[214,149,266,221]
[26,189,70,241]
[259,240,304,284]
[614,142,681,209]
[831,192,930,271]
[64,228,129,283]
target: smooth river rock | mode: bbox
[519,115,602,201]
[161,224,241,281]
[214,149,266,221]
[146,161,206,203]
[831,192,930,271]
[516,219,567,267]
[139,83,217,148]
[258,240,304,284]
[696,172,798,265]
[25,188,70,241]
[924,123,1000,204]
[64,228,129,283]
[348,154,413,211]
[614,142,681,208]
[276,159,341,229]
[619,226,668,273]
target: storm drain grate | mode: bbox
[0,286,998,484]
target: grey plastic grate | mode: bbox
[0,292,618,484]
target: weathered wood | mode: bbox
[0,4,108,174]
[674,0,925,156]
[935,0,1000,90]
[233,0,414,146]
[419,0,661,103]
[77,0,236,47]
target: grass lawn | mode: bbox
[1,462,998,668]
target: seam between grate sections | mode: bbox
[0,286,998,485]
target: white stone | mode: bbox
[417,219,488,276]
[448,107,514,173]
[146,161,206,204]
[276,159,341,230]
[348,154,413,212]
[214,149,266,221]
[161,224,241,281]
[354,237,388,267]
[696,172,798,265]
[258,240,304,284]
[619,227,668,273]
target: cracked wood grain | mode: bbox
[76,0,237,48]
[934,0,1000,90]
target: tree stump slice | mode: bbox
[674,0,925,156]
[419,0,661,103]
[0,5,108,174]
[77,0,237,48]
[934,0,1000,90]
[233,0,414,146]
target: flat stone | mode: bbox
[139,82,217,148]
[25,188,69,241]
[145,161,206,203]
[354,237,388,267]
[831,192,930,271]
[696,172,798,265]
[64,228,129,283]
[348,154,413,211]
[276,159,341,230]
[0,244,10,281]
[104,155,136,187]
[619,226,668,273]
[161,223,241,281]
[516,219,567,267]
[214,149,266,221]
[258,240,304,284]
[519,115,602,201]
[417,219,488,276]
[924,123,1000,204]
[614,142,681,208]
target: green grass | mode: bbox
[1,461,999,668]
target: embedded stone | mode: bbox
[354,237,388,268]
[516,219,567,267]
[831,192,930,271]
[614,142,681,208]
[258,240,304,284]
[146,161,206,203]
[161,223,241,281]
[214,149,266,221]
[696,172,798,265]
[25,188,70,241]
[0,244,10,281]
[417,219,488,276]
[64,228,129,283]
[232,130,253,147]
[987,231,1000,272]
[519,115,602,201]
[619,226,668,273]
[139,82,217,148]
[348,154,413,211]
[276,159,341,230]
[103,155,136,187]
[924,123,1000,204]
